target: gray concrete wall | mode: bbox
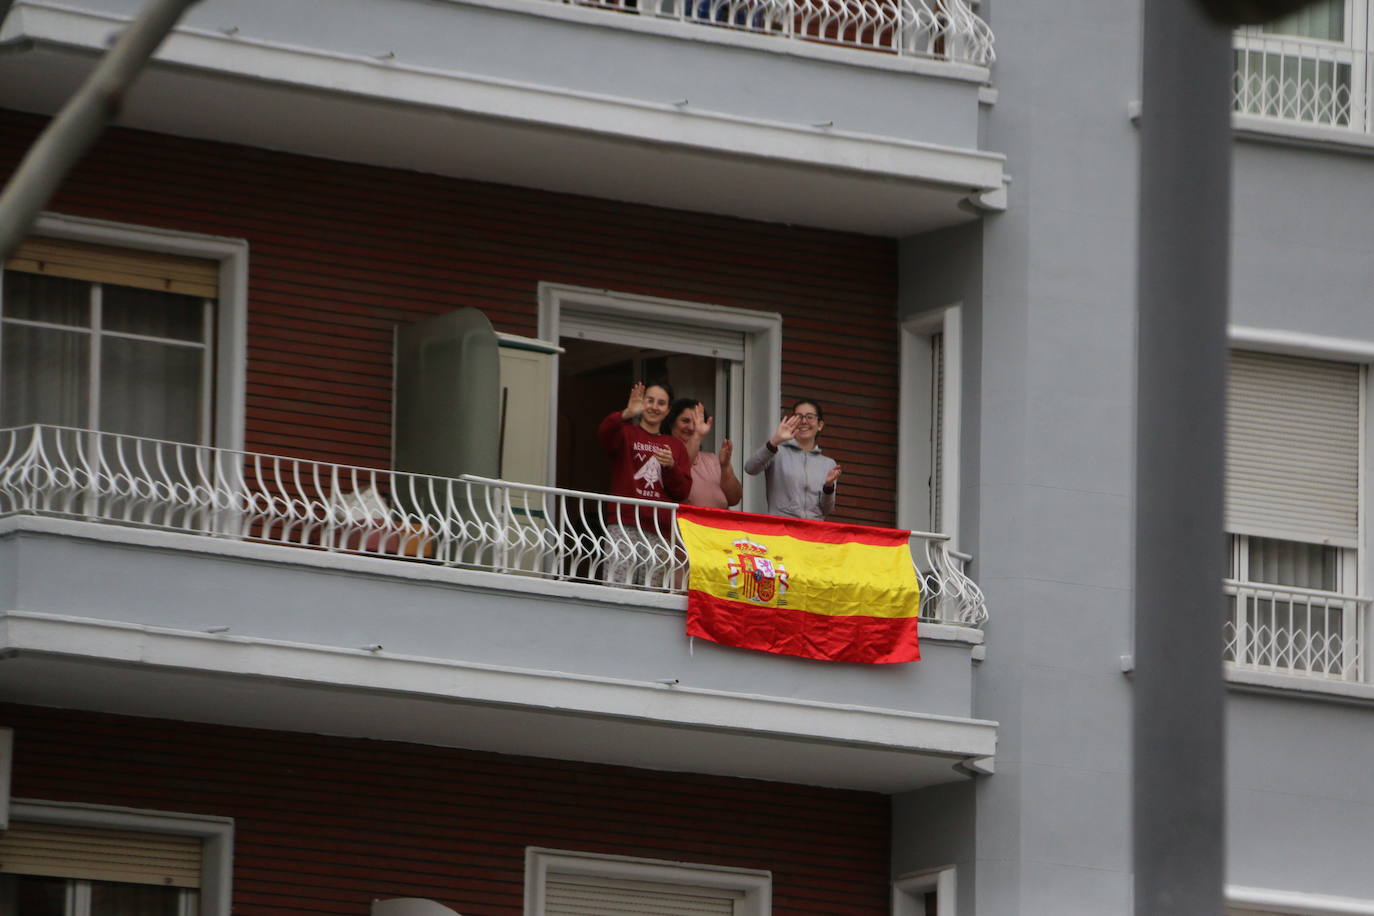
[1232,141,1374,338]
[1,525,979,719]
[1224,138,1374,902]
[892,781,978,910]
[970,0,1142,907]
[893,0,1144,910]
[941,9,1374,911]
[1227,691,1374,899]
[70,0,984,149]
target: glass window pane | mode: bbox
[1,322,90,427]
[90,880,187,916]
[0,874,68,916]
[103,285,205,342]
[1263,0,1344,40]
[2,271,91,326]
[1245,535,1338,591]
[100,336,203,443]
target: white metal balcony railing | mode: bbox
[1233,30,1371,131]
[0,425,988,627]
[569,0,994,65]
[1225,578,1370,682]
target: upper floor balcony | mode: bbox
[0,0,1005,235]
[0,423,995,792]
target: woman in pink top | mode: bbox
[665,398,743,510]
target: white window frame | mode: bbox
[899,306,961,545]
[524,848,770,916]
[892,865,956,916]
[1233,0,1371,132]
[15,212,250,450]
[1228,327,1374,681]
[8,798,234,916]
[538,282,782,513]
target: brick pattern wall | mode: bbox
[1,705,891,916]
[0,110,900,527]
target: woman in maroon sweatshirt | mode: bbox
[597,381,692,587]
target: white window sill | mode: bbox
[1120,654,1374,706]
[1128,100,1374,157]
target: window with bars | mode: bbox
[1224,350,1365,680]
[1,237,218,446]
[1232,0,1371,130]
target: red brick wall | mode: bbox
[0,110,900,526]
[2,704,891,916]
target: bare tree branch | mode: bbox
[0,0,201,260]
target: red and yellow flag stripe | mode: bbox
[676,505,921,664]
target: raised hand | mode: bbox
[825,465,842,487]
[718,438,733,467]
[622,382,646,420]
[769,414,800,447]
[692,402,713,440]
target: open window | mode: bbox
[539,283,781,512]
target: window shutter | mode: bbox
[1226,350,1361,548]
[6,237,218,298]
[546,874,742,916]
[0,822,201,888]
[560,306,746,362]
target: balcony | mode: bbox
[553,0,994,64]
[0,424,995,791]
[0,0,1006,235]
[1226,578,1370,683]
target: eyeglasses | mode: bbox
[793,412,819,421]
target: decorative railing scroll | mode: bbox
[0,424,987,627]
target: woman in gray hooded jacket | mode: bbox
[744,398,842,520]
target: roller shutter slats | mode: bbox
[0,822,201,888]
[6,237,218,298]
[546,875,740,916]
[1225,350,1361,547]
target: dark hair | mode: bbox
[664,397,703,434]
[643,380,675,402]
[791,398,824,423]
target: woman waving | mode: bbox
[597,381,692,585]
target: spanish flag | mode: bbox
[676,505,921,664]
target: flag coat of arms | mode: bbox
[675,505,921,664]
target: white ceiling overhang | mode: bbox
[0,2,1006,235]
[0,611,997,793]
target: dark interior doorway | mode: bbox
[556,338,721,495]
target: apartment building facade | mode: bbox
[0,0,1370,913]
